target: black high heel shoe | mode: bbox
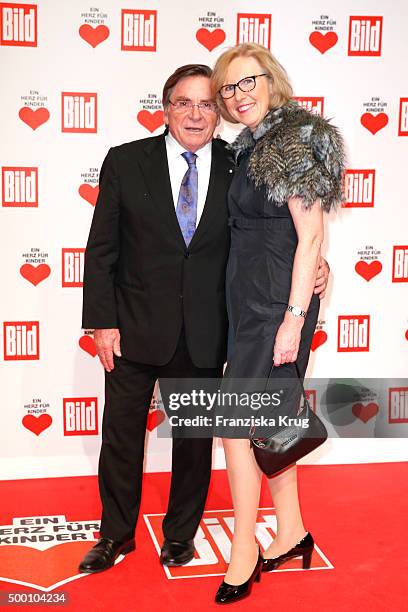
[262,531,314,572]
[215,546,262,605]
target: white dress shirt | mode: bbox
[165,131,212,225]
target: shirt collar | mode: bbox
[165,130,212,162]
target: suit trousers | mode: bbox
[98,327,222,542]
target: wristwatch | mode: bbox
[286,305,307,318]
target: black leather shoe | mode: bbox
[262,531,314,572]
[78,537,135,573]
[159,538,195,566]
[215,547,262,605]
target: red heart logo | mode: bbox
[311,330,327,351]
[309,31,338,54]
[20,263,51,286]
[0,541,98,590]
[196,28,226,51]
[79,183,99,206]
[360,112,388,135]
[146,409,165,431]
[22,414,52,436]
[79,335,97,357]
[355,260,382,281]
[352,402,379,423]
[137,110,164,133]
[405,330,408,341]
[19,107,50,130]
[79,24,110,48]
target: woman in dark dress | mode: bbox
[210,44,345,604]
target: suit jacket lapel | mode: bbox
[138,135,233,252]
[188,139,234,250]
[138,135,186,249]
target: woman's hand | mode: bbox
[273,319,302,366]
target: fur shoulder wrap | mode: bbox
[228,100,346,212]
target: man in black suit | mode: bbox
[79,64,329,573]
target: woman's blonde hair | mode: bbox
[211,43,293,124]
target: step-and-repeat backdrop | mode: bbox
[1,0,407,479]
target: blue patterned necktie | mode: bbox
[176,151,198,246]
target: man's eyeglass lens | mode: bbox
[170,100,217,113]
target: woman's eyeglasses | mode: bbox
[218,74,269,100]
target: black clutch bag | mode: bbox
[249,362,327,477]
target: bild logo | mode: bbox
[121,9,157,51]
[63,398,98,436]
[392,246,408,282]
[2,166,38,207]
[236,13,271,48]
[305,390,316,413]
[0,2,37,46]
[61,93,97,133]
[398,98,408,137]
[389,388,408,424]
[62,248,84,287]
[343,170,375,208]
[3,321,39,360]
[337,315,370,352]
[144,508,332,579]
[294,97,324,115]
[348,16,382,56]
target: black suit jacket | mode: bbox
[82,134,235,367]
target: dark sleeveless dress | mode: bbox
[215,150,320,438]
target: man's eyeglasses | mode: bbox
[218,74,269,100]
[168,100,218,114]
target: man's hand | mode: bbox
[314,256,330,299]
[94,328,121,372]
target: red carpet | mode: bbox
[0,463,406,611]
